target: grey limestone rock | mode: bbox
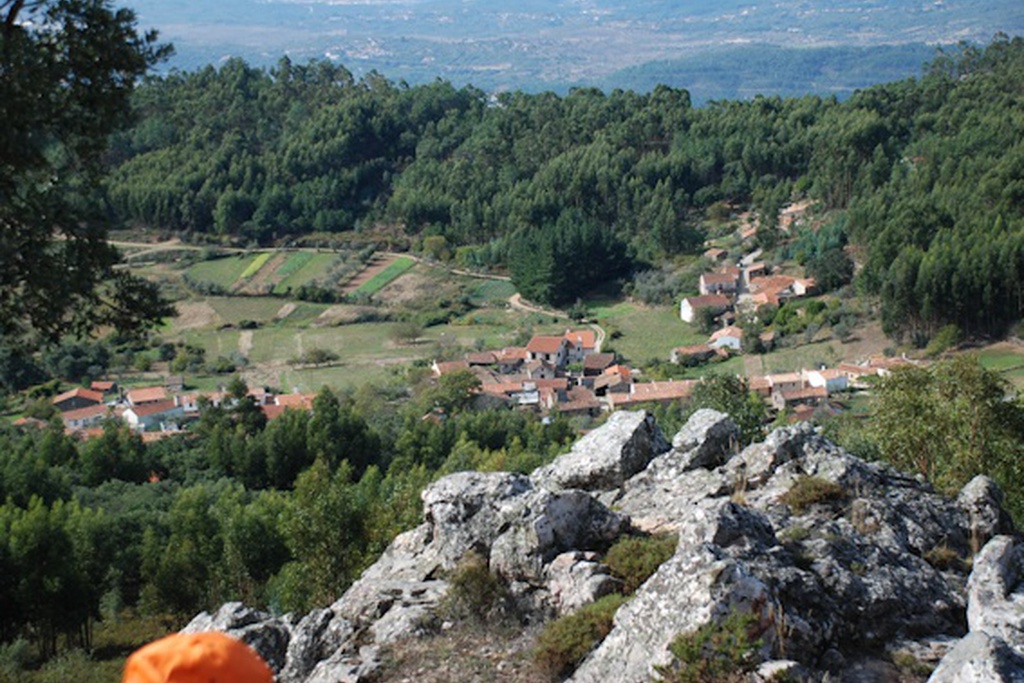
[959,476,1016,551]
[183,414,1017,683]
[928,631,1024,683]
[671,408,740,470]
[966,535,1024,647]
[532,410,668,491]
[545,551,620,616]
[182,602,291,673]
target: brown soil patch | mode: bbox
[171,301,221,330]
[373,267,434,305]
[275,302,297,320]
[832,319,891,361]
[340,254,399,294]
[313,305,381,327]
[238,331,254,357]
[378,622,544,683]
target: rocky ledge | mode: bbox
[184,409,1023,682]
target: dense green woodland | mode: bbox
[109,37,1024,337]
[0,378,580,657]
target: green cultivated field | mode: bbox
[356,257,415,295]
[593,302,705,365]
[976,346,1024,389]
[187,254,258,289]
[273,252,337,293]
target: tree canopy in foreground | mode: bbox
[0,0,172,346]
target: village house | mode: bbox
[125,386,168,407]
[583,353,616,376]
[523,359,557,380]
[90,380,117,395]
[497,347,528,374]
[744,262,767,284]
[608,379,696,409]
[52,387,105,412]
[122,398,185,432]
[772,386,828,411]
[563,329,597,361]
[767,372,805,395]
[749,376,772,398]
[593,365,632,396]
[553,387,604,418]
[526,336,571,368]
[466,351,498,367]
[61,403,110,431]
[703,247,728,262]
[671,344,717,365]
[699,271,739,296]
[680,294,731,323]
[805,368,849,394]
[708,326,744,351]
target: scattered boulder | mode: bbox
[670,408,740,470]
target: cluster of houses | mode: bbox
[676,249,818,361]
[681,251,817,322]
[431,325,920,421]
[26,379,318,441]
[432,329,699,417]
[739,355,921,421]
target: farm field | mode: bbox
[135,242,1003,398]
[147,247,570,393]
[976,343,1024,389]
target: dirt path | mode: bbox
[238,331,254,357]
[275,302,297,320]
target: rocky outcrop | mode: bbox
[184,410,1018,683]
[571,418,994,683]
[930,535,1024,682]
[532,409,668,491]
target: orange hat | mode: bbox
[122,631,273,683]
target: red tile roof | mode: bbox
[434,360,470,376]
[126,387,168,405]
[52,387,104,406]
[90,381,115,392]
[583,353,616,370]
[682,294,731,309]
[564,329,597,349]
[710,326,744,342]
[526,336,567,354]
[609,380,696,407]
[275,393,316,408]
[498,347,528,362]
[60,404,110,422]
[701,272,738,285]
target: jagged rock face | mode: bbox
[570,418,990,683]
[183,411,1017,683]
[929,534,1024,682]
[532,409,669,491]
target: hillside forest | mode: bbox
[108,36,1024,341]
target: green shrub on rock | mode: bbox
[532,593,626,681]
